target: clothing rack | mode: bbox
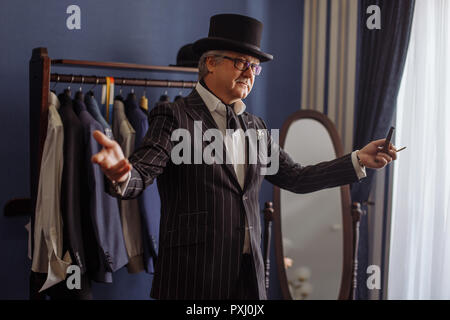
[50,73,197,88]
[4,47,198,217]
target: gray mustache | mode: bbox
[236,79,250,86]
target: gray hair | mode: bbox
[198,50,228,81]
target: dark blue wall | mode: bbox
[0,0,304,299]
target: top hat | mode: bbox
[193,14,273,63]
[170,43,200,68]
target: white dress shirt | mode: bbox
[31,91,72,292]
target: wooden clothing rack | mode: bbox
[5,47,198,217]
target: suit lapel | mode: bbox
[184,90,217,131]
[184,90,242,191]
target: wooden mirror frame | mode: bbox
[273,109,354,300]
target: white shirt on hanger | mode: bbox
[31,91,72,292]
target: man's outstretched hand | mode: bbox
[91,130,132,183]
[357,139,398,169]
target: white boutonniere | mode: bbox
[257,130,265,141]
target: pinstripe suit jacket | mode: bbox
[117,88,359,300]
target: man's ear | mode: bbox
[206,56,216,73]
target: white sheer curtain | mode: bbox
[388,0,450,299]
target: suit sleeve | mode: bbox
[115,104,178,199]
[259,117,360,194]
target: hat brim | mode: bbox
[193,37,273,62]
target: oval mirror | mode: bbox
[273,110,354,300]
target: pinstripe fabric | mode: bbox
[114,89,359,300]
[301,0,358,154]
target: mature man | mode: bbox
[92,14,397,300]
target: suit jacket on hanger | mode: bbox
[124,94,160,274]
[111,88,361,300]
[74,97,129,283]
[57,94,87,273]
[112,99,144,273]
[85,93,113,139]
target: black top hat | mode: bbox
[170,43,200,68]
[193,14,273,63]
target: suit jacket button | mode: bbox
[242,195,248,201]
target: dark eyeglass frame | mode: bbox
[218,55,262,76]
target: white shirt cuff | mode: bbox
[114,171,131,196]
[351,150,367,180]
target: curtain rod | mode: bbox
[50,73,197,89]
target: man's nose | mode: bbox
[242,66,255,78]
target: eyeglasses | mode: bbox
[218,55,262,76]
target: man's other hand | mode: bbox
[91,130,132,183]
[358,139,398,169]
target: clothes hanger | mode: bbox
[75,76,84,100]
[174,80,185,101]
[140,79,149,112]
[130,80,136,98]
[159,80,170,102]
[51,74,60,94]
[126,79,137,103]
[87,77,99,97]
[115,80,125,101]
[63,75,74,98]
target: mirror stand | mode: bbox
[270,110,361,300]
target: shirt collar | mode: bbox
[49,91,60,110]
[195,81,246,116]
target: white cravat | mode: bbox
[215,105,246,189]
